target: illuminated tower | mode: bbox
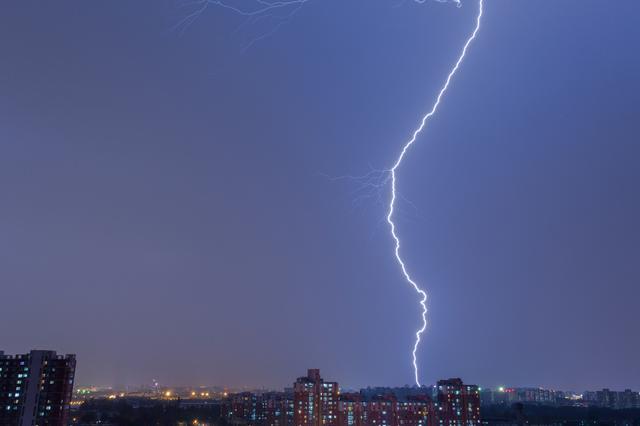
[0,350,76,426]
[435,378,480,426]
[293,369,339,426]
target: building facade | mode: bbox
[336,393,364,426]
[397,395,436,426]
[293,369,339,426]
[435,378,481,426]
[0,350,76,426]
[583,388,640,409]
[224,371,477,426]
[222,391,294,425]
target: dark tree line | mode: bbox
[482,402,640,425]
[73,399,227,426]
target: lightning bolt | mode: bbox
[180,0,483,387]
[387,0,483,386]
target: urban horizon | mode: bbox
[3,350,640,426]
[6,348,638,392]
[6,349,638,399]
[71,378,640,398]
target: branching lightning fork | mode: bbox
[174,0,310,49]
[387,0,483,386]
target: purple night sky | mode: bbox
[1,0,639,391]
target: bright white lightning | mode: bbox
[181,0,483,387]
[387,0,483,386]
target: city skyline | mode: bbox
[1,0,639,392]
[3,349,639,425]
[69,376,640,399]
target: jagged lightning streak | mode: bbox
[180,0,482,387]
[388,0,483,386]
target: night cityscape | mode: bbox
[2,0,639,425]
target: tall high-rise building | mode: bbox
[435,378,480,426]
[0,350,76,426]
[293,369,339,426]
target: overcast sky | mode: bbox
[1,0,639,391]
